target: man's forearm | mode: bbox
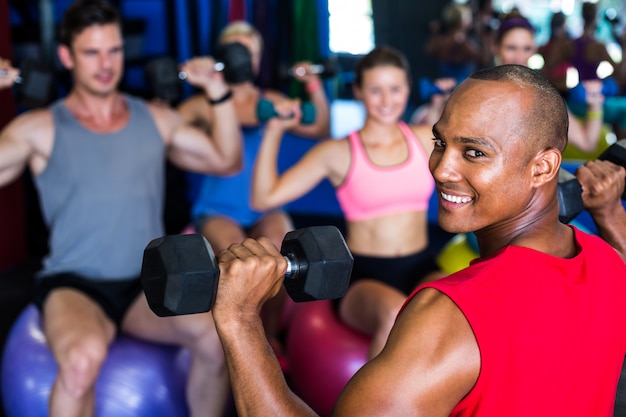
[215,317,320,417]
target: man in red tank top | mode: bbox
[210,64,626,416]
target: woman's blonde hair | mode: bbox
[218,20,263,52]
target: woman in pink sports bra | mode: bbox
[252,46,446,359]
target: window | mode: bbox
[328,0,374,55]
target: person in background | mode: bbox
[251,46,446,359]
[568,2,626,139]
[425,2,491,81]
[177,20,330,353]
[494,13,605,153]
[0,1,242,416]
[538,11,574,94]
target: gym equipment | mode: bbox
[569,77,618,104]
[558,138,626,223]
[145,42,253,102]
[257,98,316,125]
[418,77,458,102]
[558,168,584,224]
[1,304,190,417]
[285,300,368,417]
[0,58,55,107]
[284,231,478,417]
[436,233,479,274]
[278,57,339,79]
[141,225,353,317]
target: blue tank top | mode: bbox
[35,95,165,280]
[190,125,269,227]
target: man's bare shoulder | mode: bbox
[4,108,54,143]
[333,287,480,416]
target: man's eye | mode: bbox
[466,149,485,158]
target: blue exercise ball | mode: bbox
[1,304,190,417]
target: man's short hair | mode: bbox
[469,64,569,153]
[59,0,121,47]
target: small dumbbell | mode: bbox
[141,225,353,317]
[145,42,254,102]
[0,58,55,108]
[558,139,626,223]
[256,98,316,125]
[278,57,339,80]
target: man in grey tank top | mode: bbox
[0,1,242,416]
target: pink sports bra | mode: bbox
[336,122,434,222]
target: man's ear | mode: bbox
[531,147,562,188]
[57,44,74,70]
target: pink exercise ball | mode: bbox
[1,304,190,417]
[285,300,369,417]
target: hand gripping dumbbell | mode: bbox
[558,138,626,223]
[141,225,353,317]
[256,98,316,125]
[145,42,253,102]
[0,58,55,108]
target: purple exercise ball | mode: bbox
[1,304,190,417]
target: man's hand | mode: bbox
[179,56,230,99]
[213,237,288,323]
[576,159,625,218]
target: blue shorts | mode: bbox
[33,273,142,328]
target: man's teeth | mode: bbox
[441,192,472,204]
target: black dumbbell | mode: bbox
[558,139,626,223]
[278,57,339,80]
[0,58,55,108]
[256,98,316,125]
[141,225,353,317]
[145,42,253,102]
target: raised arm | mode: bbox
[575,159,626,261]
[213,239,480,417]
[153,56,242,175]
[251,103,346,211]
[281,61,331,138]
[0,57,52,186]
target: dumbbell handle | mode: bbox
[177,62,226,81]
[0,69,22,84]
[290,64,325,77]
[283,255,303,279]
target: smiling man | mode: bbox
[210,64,626,417]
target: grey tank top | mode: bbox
[36,95,165,280]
